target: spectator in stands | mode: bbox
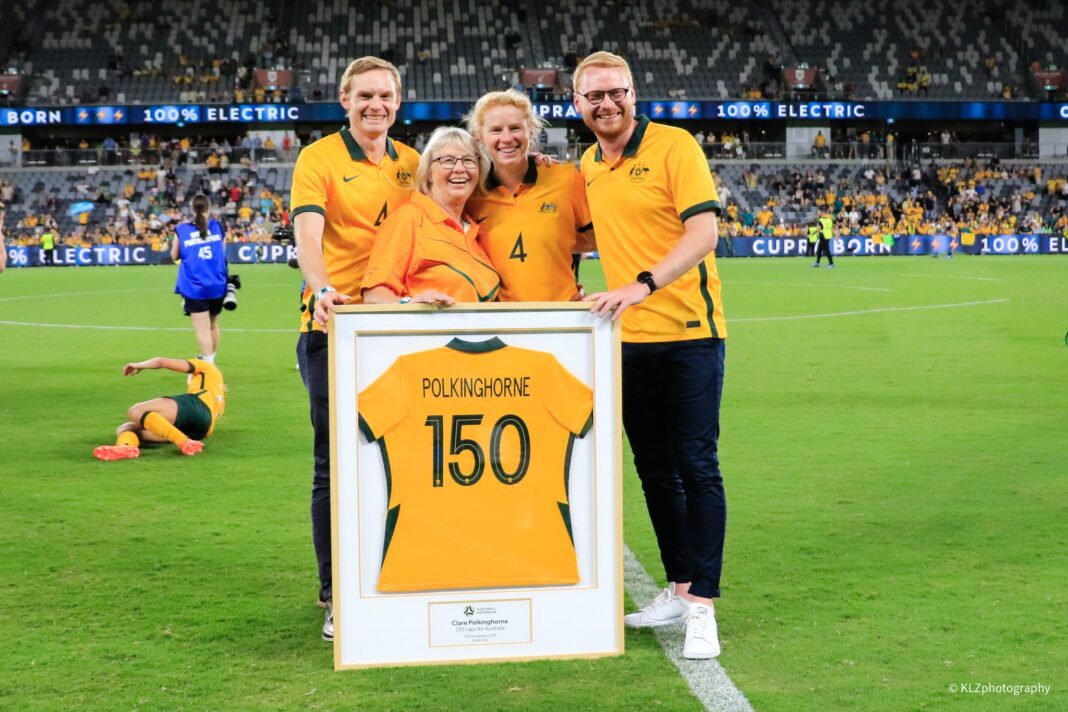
[812,131,828,159]
[291,56,420,643]
[171,194,229,364]
[464,89,593,301]
[362,126,498,305]
[917,68,931,97]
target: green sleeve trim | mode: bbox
[577,221,594,233]
[578,412,593,438]
[680,200,721,222]
[697,261,721,339]
[358,414,376,441]
[557,502,574,546]
[291,205,326,218]
[382,504,400,563]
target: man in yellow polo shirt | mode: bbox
[575,51,727,660]
[289,56,420,642]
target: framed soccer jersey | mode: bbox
[329,303,622,669]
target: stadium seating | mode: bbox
[3,153,1065,249]
[7,0,1065,103]
[711,159,1068,237]
[0,161,295,242]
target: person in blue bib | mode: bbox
[172,194,228,363]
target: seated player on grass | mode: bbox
[93,357,226,461]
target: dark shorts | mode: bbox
[165,393,213,440]
[183,297,224,316]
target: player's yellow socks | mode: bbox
[116,430,140,448]
[141,411,189,446]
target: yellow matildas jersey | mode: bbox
[184,358,226,435]
[289,127,419,331]
[580,115,726,343]
[358,337,593,592]
[467,158,592,302]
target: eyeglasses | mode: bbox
[575,87,630,105]
[432,155,480,170]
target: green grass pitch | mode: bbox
[0,254,1065,710]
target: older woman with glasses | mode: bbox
[362,126,500,305]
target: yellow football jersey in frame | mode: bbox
[358,337,593,592]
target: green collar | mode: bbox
[446,337,507,353]
[594,114,650,163]
[486,156,539,191]
[339,126,398,161]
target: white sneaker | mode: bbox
[683,602,721,659]
[322,600,334,642]
[623,583,690,628]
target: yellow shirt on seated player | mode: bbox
[92,357,227,462]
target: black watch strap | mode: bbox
[636,271,657,294]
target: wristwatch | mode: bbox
[317,285,336,299]
[636,271,658,294]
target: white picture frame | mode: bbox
[328,303,623,669]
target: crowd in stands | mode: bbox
[0,161,293,251]
[16,133,302,168]
[717,158,1068,239]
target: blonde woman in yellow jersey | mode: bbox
[465,90,595,301]
[93,357,226,461]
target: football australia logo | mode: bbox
[395,167,414,187]
[628,162,651,183]
[538,201,558,214]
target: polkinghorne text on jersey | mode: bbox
[421,376,531,399]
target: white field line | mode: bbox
[0,299,1010,332]
[624,546,754,712]
[730,280,891,292]
[899,273,1001,282]
[0,320,292,333]
[732,298,1010,323]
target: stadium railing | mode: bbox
[2,147,295,168]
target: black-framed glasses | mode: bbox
[575,87,630,105]
[432,155,480,170]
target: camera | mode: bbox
[223,273,241,311]
[272,224,294,245]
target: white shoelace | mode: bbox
[687,607,714,640]
[642,586,676,611]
